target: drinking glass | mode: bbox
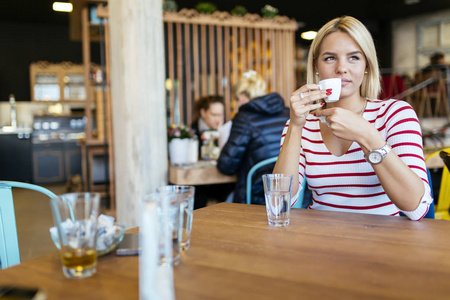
[143,191,183,265]
[50,192,100,279]
[157,185,195,251]
[262,174,293,227]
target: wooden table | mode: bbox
[169,161,236,185]
[425,147,450,169]
[1,203,450,299]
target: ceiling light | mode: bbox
[301,31,317,40]
[53,2,73,12]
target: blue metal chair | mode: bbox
[0,181,57,269]
[434,151,450,220]
[399,169,435,219]
[245,156,306,208]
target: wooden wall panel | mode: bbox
[224,27,231,121]
[184,23,193,125]
[200,25,207,96]
[164,10,298,125]
[176,22,184,125]
[193,25,200,102]
[166,22,175,124]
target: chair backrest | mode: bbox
[246,157,278,205]
[424,169,435,219]
[425,148,450,220]
[425,147,450,169]
[439,150,450,170]
[435,157,450,220]
[0,181,57,269]
[245,157,306,207]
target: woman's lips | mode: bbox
[341,79,351,86]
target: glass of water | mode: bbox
[262,174,293,227]
[157,185,195,251]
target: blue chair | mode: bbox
[245,156,306,207]
[0,181,57,269]
[434,151,450,220]
[399,169,435,219]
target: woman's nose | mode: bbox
[336,61,348,74]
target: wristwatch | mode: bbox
[365,143,391,164]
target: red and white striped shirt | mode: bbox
[281,99,433,220]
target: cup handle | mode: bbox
[317,115,328,125]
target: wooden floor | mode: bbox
[13,184,66,262]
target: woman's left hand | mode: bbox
[315,107,375,143]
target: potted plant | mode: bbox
[231,5,247,16]
[261,5,278,19]
[195,2,217,14]
[167,124,198,165]
[163,0,178,12]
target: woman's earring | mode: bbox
[364,71,368,74]
[315,71,319,75]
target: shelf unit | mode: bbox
[29,61,86,102]
[77,0,115,211]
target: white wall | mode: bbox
[392,9,450,75]
[0,102,82,128]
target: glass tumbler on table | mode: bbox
[262,174,293,227]
[50,192,101,279]
[157,185,195,251]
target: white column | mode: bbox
[109,0,167,228]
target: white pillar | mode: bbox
[109,0,167,228]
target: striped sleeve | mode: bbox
[381,100,433,220]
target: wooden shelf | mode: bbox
[78,0,115,212]
[69,0,109,41]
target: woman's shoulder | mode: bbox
[367,98,415,114]
[368,98,412,107]
[367,99,418,126]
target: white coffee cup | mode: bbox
[318,78,342,103]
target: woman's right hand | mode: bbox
[289,84,328,127]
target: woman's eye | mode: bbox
[324,56,335,61]
[349,55,360,61]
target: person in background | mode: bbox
[217,73,290,205]
[273,16,433,220]
[191,95,225,150]
[422,52,449,76]
[190,95,232,209]
[218,70,267,149]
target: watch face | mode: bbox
[368,152,382,164]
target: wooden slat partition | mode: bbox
[176,22,184,125]
[184,23,193,125]
[163,10,298,125]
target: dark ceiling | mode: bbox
[180,0,450,32]
[0,0,449,101]
[1,0,450,31]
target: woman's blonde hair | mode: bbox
[306,16,380,99]
[233,71,267,100]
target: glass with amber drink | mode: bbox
[50,193,100,279]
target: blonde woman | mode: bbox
[217,71,289,205]
[218,71,267,149]
[273,16,433,220]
